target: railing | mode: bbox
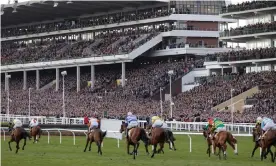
[0,114,255,135]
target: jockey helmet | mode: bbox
[257,117,262,122]
[127,112,132,116]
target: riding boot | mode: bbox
[164,129,169,142]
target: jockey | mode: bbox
[29,118,39,133]
[255,117,262,127]
[151,115,168,129]
[205,118,213,129]
[89,115,99,131]
[125,112,138,139]
[211,118,226,138]
[258,117,276,138]
[13,119,23,129]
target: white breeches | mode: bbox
[90,121,99,129]
[30,122,38,127]
[13,121,23,129]
[215,126,226,133]
[127,121,138,129]
[152,119,164,128]
[263,122,276,131]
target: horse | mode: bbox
[207,126,238,160]
[83,128,107,155]
[149,127,166,158]
[251,124,271,159]
[203,126,213,157]
[30,126,42,143]
[8,122,31,154]
[145,123,176,151]
[260,129,276,162]
[120,121,149,159]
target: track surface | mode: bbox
[1,135,275,166]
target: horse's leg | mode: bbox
[83,137,89,152]
[133,143,137,160]
[97,141,102,155]
[135,142,140,156]
[22,138,27,150]
[8,139,14,151]
[145,142,149,155]
[268,146,274,162]
[251,143,259,158]
[261,147,266,161]
[222,144,227,160]
[126,141,131,155]
[159,142,165,154]
[151,144,157,158]
[88,140,93,151]
[15,141,20,154]
[207,144,211,157]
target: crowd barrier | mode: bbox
[1,127,256,154]
[0,114,255,135]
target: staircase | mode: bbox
[212,86,259,112]
[40,80,56,90]
[128,33,162,59]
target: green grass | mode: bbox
[1,135,275,166]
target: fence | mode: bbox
[0,114,256,135]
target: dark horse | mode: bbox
[83,128,107,155]
[150,127,166,158]
[207,126,238,160]
[145,123,176,151]
[251,124,272,159]
[8,122,31,154]
[260,129,276,162]
[120,121,149,160]
[30,126,42,143]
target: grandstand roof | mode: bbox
[1,0,167,27]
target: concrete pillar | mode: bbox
[77,66,80,92]
[255,63,258,73]
[91,65,95,89]
[56,68,60,91]
[267,64,272,71]
[207,69,211,76]
[36,70,40,90]
[121,62,126,87]
[23,71,27,90]
[221,66,224,75]
[232,66,237,73]
[5,72,8,91]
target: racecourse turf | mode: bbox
[1,135,275,166]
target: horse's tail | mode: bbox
[227,132,237,144]
[101,130,107,138]
[140,128,150,144]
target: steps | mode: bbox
[40,80,56,90]
[212,86,259,112]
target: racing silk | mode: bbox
[212,119,224,131]
[13,119,23,128]
[90,118,98,123]
[125,115,137,124]
[30,119,39,127]
[151,116,160,124]
[261,117,273,130]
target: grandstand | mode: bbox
[204,1,276,122]
[1,0,275,124]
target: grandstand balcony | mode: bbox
[220,1,276,19]
[219,22,276,43]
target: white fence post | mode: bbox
[46,130,50,144]
[58,130,62,144]
[70,131,75,145]
[187,134,192,152]
[2,128,5,141]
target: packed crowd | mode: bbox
[206,47,276,62]
[2,61,276,122]
[1,6,169,38]
[242,85,276,123]
[1,29,160,65]
[1,58,203,119]
[221,1,276,13]
[221,21,276,37]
